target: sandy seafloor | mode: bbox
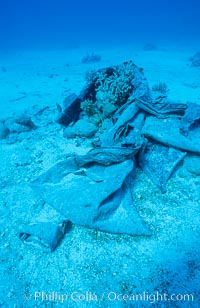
[0,42,200,308]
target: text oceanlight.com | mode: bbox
[24,291,194,304]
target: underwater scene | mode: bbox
[0,0,200,307]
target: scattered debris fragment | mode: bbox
[189,51,200,67]
[0,121,10,139]
[56,93,81,126]
[9,95,27,102]
[15,113,37,130]
[81,52,101,64]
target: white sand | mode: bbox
[0,43,199,307]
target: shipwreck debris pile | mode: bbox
[18,61,200,252]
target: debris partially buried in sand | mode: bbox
[17,60,200,251]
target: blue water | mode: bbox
[0,0,200,50]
